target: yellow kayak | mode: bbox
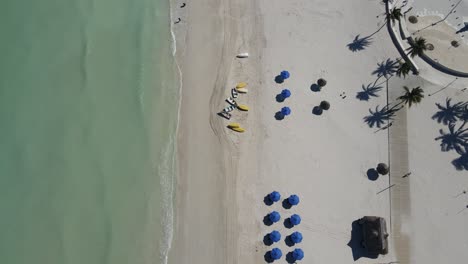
[236,82,247,89]
[227,123,240,128]
[237,104,249,111]
[231,127,245,133]
[236,88,248,94]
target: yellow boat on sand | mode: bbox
[227,123,241,128]
[236,82,247,88]
[237,104,249,111]
[236,88,248,94]
[231,127,245,133]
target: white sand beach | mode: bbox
[170,0,468,263]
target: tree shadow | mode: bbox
[372,59,398,79]
[263,215,274,226]
[367,168,379,181]
[263,234,274,246]
[312,106,323,115]
[347,35,373,52]
[275,75,284,84]
[276,94,286,102]
[459,105,468,122]
[432,98,467,125]
[456,24,468,34]
[347,220,378,261]
[264,252,275,263]
[363,105,397,128]
[264,195,274,206]
[275,111,285,120]
[284,236,295,247]
[285,252,296,263]
[282,199,292,209]
[452,146,468,171]
[283,218,294,229]
[435,122,468,154]
[356,83,383,101]
[310,83,321,92]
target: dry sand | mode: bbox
[169,0,468,263]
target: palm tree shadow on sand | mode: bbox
[453,146,468,171]
[347,35,373,52]
[356,83,383,101]
[363,105,397,128]
[372,58,398,79]
[435,122,468,154]
[432,98,467,125]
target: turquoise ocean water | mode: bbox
[0,0,178,263]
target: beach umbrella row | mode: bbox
[268,248,304,262]
[267,192,300,206]
[268,212,302,225]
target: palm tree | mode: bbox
[397,86,424,107]
[370,7,403,37]
[435,122,468,154]
[406,37,427,58]
[396,61,412,78]
[386,7,403,25]
[432,98,467,125]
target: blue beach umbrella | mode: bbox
[290,231,303,244]
[270,248,283,260]
[281,106,291,116]
[269,230,281,243]
[280,70,290,79]
[292,248,304,261]
[288,194,300,206]
[281,89,291,98]
[268,191,281,203]
[269,211,281,223]
[290,214,301,226]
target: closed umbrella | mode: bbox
[290,214,301,226]
[268,191,281,203]
[292,248,304,261]
[281,107,291,116]
[281,89,291,98]
[280,71,290,79]
[377,163,389,175]
[290,231,303,244]
[268,211,281,223]
[288,194,300,206]
[270,248,283,260]
[269,231,281,243]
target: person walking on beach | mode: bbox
[174,18,181,24]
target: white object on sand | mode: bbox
[236,52,249,58]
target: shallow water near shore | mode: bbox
[0,0,178,263]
